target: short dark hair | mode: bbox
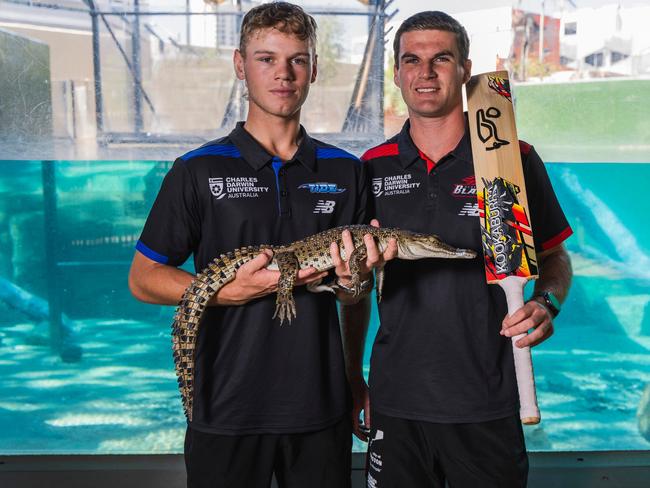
[239,2,317,55]
[393,11,470,66]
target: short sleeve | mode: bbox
[522,145,573,251]
[136,159,201,266]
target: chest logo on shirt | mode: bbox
[372,174,420,198]
[298,182,346,194]
[452,176,477,198]
[209,177,269,200]
[458,202,480,217]
[313,200,336,214]
[208,178,226,199]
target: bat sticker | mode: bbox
[476,107,510,151]
[487,75,512,101]
[477,177,538,280]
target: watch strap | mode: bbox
[532,291,560,318]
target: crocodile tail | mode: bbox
[171,246,262,421]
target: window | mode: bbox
[585,51,605,67]
[564,21,577,35]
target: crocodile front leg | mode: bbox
[272,251,299,324]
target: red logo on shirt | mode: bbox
[452,176,477,198]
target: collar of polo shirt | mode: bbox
[230,122,317,172]
[397,116,474,169]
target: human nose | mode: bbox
[419,62,437,79]
[275,60,295,81]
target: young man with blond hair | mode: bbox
[129,3,394,487]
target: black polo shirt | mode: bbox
[137,122,368,434]
[362,119,572,424]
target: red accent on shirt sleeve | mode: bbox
[541,226,573,250]
[361,143,399,161]
[519,140,532,155]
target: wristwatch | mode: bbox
[532,291,561,318]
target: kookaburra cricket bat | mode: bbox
[466,70,541,425]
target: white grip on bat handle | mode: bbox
[499,275,541,425]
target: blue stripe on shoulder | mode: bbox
[316,147,359,161]
[180,144,241,161]
[136,240,169,265]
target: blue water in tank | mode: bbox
[0,161,649,454]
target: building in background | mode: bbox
[559,3,650,78]
[455,2,650,82]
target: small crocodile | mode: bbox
[172,224,476,420]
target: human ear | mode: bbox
[462,59,472,84]
[233,49,246,81]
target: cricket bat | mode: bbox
[465,70,541,425]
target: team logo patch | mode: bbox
[208,178,226,199]
[372,178,383,197]
[452,175,477,198]
[372,174,420,197]
[298,182,346,194]
[313,200,336,214]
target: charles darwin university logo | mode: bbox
[478,177,538,281]
[208,178,226,199]
[372,178,383,197]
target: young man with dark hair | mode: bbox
[129,3,394,487]
[353,10,573,487]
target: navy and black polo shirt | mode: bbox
[137,122,368,434]
[362,119,572,424]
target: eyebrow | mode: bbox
[252,50,311,57]
[400,49,455,61]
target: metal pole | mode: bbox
[87,0,104,134]
[132,0,143,133]
[375,4,385,135]
[539,0,545,63]
[186,0,191,45]
[41,161,63,356]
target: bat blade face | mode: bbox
[466,71,539,284]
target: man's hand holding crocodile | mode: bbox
[214,250,328,306]
[330,219,398,305]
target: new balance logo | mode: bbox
[458,202,479,217]
[313,200,336,214]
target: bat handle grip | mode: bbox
[500,276,541,425]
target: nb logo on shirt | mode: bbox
[458,202,479,217]
[313,200,336,214]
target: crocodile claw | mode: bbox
[273,296,297,325]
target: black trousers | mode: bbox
[185,417,352,488]
[366,412,528,488]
